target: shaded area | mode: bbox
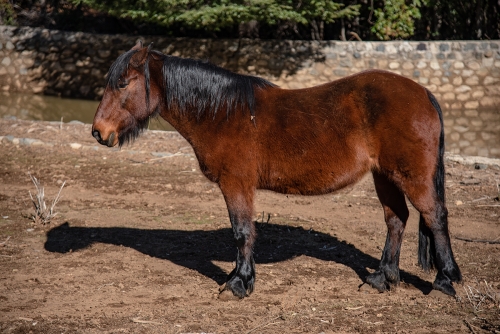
[45,221,433,294]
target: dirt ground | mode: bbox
[0,118,499,334]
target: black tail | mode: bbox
[418,90,445,271]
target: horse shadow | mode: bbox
[44,221,433,294]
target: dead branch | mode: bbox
[349,32,362,41]
[455,236,500,244]
[0,236,11,247]
[463,319,478,334]
[131,317,162,325]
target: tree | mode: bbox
[370,0,426,40]
[69,0,360,40]
[0,0,16,25]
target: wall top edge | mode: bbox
[0,25,498,46]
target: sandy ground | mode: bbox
[0,118,499,333]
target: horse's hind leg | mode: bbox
[410,193,462,295]
[366,172,409,292]
[401,173,461,296]
[219,180,256,298]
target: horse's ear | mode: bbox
[130,43,153,68]
[131,40,143,51]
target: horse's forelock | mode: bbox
[106,49,138,90]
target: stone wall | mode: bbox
[0,25,499,157]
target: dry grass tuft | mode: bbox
[28,173,66,225]
[464,280,500,312]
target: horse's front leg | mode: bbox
[219,181,256,298]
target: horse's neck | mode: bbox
[159,110,208,149]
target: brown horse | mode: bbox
[92,41,462,298]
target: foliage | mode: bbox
[370,0,426,40]
[10,0,500,40]
[0,0,17,25]
[69,0,360,39]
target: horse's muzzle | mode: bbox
[92,129,116,147]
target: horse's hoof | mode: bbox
[366,271,389,292]
[224,275,250,299]
[432,278,456,296]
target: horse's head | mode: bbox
[92,41,161,147]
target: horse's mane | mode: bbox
[106,49,276,119]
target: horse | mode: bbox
[92,41,462,299]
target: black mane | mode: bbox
[161,54,276,118]
[106,49,276,119]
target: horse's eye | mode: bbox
[118,80,128,89]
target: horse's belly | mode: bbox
[261,164,368,196]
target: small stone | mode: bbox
[474,163,488,170]
[70,143,82,149]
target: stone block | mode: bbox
[402,62,414,70]
[416,61,427,69]
[466,61,481,70]
[463,132,476,141]
[464,101,479,109]
[472,90,485,98]
[479,97,497,107]
[443,92,455,100]
[418,77,428,85]
[438,83,454,92]
[484,76,500,85]
[388,62,400,69]
[453,125,469,133]
[461,69,474,77]
[430,77,441,85]
[459,140,471,148]
[455,85,471,93]
[465,76,479,85]
[452,76,463,85]
[449,132,460,141]
[1,57,10,66]
[463,145,477,155]
[430,61,440,70]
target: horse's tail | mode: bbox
[418,90,445,271]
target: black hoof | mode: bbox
[432,276,456,296]
[223,273,255,299]
[366,271,389,292]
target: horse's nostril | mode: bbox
[92,130,102,142]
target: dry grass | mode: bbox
[28,173,66,225]
[464,280,500,313]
